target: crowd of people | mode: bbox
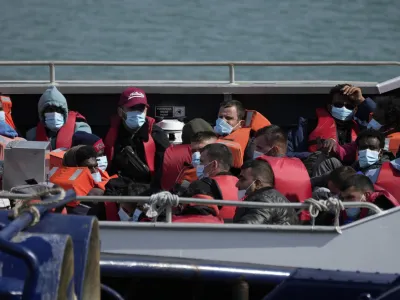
[1,83,400,226]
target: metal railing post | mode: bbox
[229,64,235,84]
[49,63,55,84]
[165,205,172,223]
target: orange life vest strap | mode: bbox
[244,110,271,132]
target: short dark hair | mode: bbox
[255,125,287,145]
[328,166,356,190]
[190,131,217,143]
[356,129,385,149]
[241,159,275,187]
[128,183,149,196]
[341,174,374,193]
[375,96,400,127]
[329,84,351,97]
[201,143,233,171]
[220,100,245,120]
[75,146,97,166]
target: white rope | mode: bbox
[304,197,345,234]
[145,191,180,221]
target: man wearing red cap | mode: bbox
[104,87,170,188]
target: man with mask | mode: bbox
[288,84,376,153]
[26,86,91,150]
[233,159,298,225]
[214,99,271,162]
[104,87,170,189]
[184,143,239,221]
[253,125,312,203]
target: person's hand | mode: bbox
[341,85,365,104]
[318,138,337,154]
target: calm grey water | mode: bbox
[0,0,399,82]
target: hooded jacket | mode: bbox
[26,86,91,149]
[233,187,299,225]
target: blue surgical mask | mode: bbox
[92,171,102,183]
[96,156,108,171]
[0,111,5,123]
[45,112,64,131]
[331,106,354,121]
[367,119,383,130]
[125,111,146,129]
[358,149,380,168]
[196,164,205,179]
[346,207,361,218]
[191,151,201,167]
[214,118,237,136]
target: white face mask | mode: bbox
[191,151,201,167]
[0,111,5,123]
[96,156,108,171]
[44,112,65,131]
[358,149,380,168]
[237,180,256,199]
[367,119,383,130]
[91,171,102,183]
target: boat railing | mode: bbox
[0,60,399,84]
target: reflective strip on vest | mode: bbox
[49,167,58,177]
[384,138,390,151]
[245,111,254,127]
[69,169,83,181]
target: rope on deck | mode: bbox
[304,197,345,234]
[145,191,180,221]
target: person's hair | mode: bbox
[355,129,385,149]
[241,159,275,187]
[128,183,149,196]
[190,131,217,143]
[75,146,97,166]
[201,143,233,171]
[341,174,374,193]
[329,84,351,97]
[255,125,287,146]
[219,100,245,120]
[328,166,356,191]
[375,96,400,128]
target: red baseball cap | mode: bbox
[118,87,149,108]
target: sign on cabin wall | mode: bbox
[155,106,185,118]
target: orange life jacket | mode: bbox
[308,108,358,152]
[176,194,224,223]
[212,175,239,220]
[161,144,192,191]
[375,162,400,202]
[0,135,25,161]
[222,110,271,159]
[215,139,243,168]
[384,133,400,157]
[49,148,67,168]
[257,156,312,203]
[49,166,95,207]
[104,115,156,174]
[36,111,87,150]
[175,166,197,187]
[0,95,16,130]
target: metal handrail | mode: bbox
[1,60,399,84]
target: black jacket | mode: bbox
[233,187,298,225]
[109,120,170,189]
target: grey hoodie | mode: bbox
[26,86,91,149]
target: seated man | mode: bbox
[26,86,91,150]
[340,174,398,224]
[72,131,108,171]
[327,96,400,161]
[104,87,170,189]
[160,119,215,191]
[254,125,312,203]
[185,143,239,221]
[214,99,270,161]
[233,159,298,225]
[288,84,376,153]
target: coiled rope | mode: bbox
[145,191,180,221]
[304,197,345,234]
[2,186,66,226]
